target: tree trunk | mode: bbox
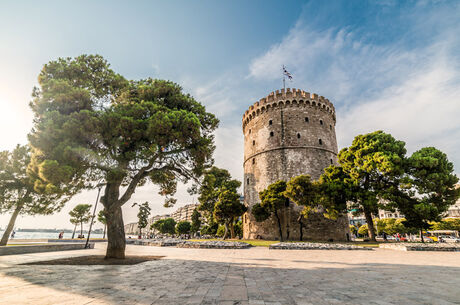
[0,204,22,246]
[230,219,235,239]
[80,222,83,237]
[420,229,424,243]
[72,224,77,239]
[298,216,303,242]
[103,225,106,239]
[363,209,376,241]
[105,206,126,259]
[275,211,283,242]
[222,222,229,240]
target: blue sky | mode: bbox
[0,0,459,229]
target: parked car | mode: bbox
[439,235,460,243]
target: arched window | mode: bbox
[329,125,332,130]
[249,129,251,134]
[247,178,250,185]
[297,133,301,139]
[319,139,323,145]
[320,119,323,125]
[330,159,333,164]
[270,131,274,137]
[305,117,309,122]
[253,140,255,146]
[269,120,272,125]
[252,158,255,164]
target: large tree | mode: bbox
[132,202,151,237]
[396,147,459,241]
[28,55,218,258]
[191,166,241,223]
[190,208,202,235]
[69,204,92,237]
[151,218,176,235]
[176,221,191,236]
[252,180,288,241]
[0,145,69,246]
[338,131,406,241]
[213,188,246,239]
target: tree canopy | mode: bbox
[190,208,201,234]
[213,188,246,239]
[152,218,176,235]
[252,180,288,241]
[338,130,407,241]
[133,202,151,236]
[28,54,218,258]
[0,145,69,246]
[192,166,241,222]
[69,204,92,236]
[396,147,459,240]
[176,221,191,235]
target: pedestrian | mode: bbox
[383,231,387,241]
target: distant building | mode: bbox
[124,203,200,235]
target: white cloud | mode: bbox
[247,18,460,174]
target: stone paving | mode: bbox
[0,243,459,304]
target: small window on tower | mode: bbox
[330,159,333,164]
[252,158,255,164]
[247,178,250,185]
[319,139,323,145]
[249,129,251,134]
[320,119,323,125]
[270,131,274,137]
[253,140,255,146]
[297,133,301,139]
[269,120,272,125]
[305,117,309,122]
[330,125,332,130]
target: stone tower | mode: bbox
[242,88,349,241]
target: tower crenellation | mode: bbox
[242,88,335,132]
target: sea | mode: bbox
[0,230,104,240]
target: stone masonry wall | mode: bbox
[242,88,350,241]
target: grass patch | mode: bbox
[21,255,164,265]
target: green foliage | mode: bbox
[213,188,246,239]
[397,147,459,231]
[358,224,368,236]
[151,218,176,235]
[254,180,288,241]
[234,220,243,238]
[0,145,69,215]
[338,131,407,240]
[431,218,460,231]
[200,221,218,236]
[216,224,226,237]
[133,202,151,233]
[28,54,219,257]
[176,221,191,235]
[192,167,241,222]
[284,175,322,218]
[190,208,201,234]
[319,166,355,219]
[69,204,92,235]
[375,218,417,235]
[97,210,107,225]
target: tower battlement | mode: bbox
[242,88,335,131]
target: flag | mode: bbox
[282,65,293,80]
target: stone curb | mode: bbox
[269,242,373,250]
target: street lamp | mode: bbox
[85,182,105,249]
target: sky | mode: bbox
[0,0,459,230]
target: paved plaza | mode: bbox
[0,243,459,305]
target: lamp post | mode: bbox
[85,183,105,249]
